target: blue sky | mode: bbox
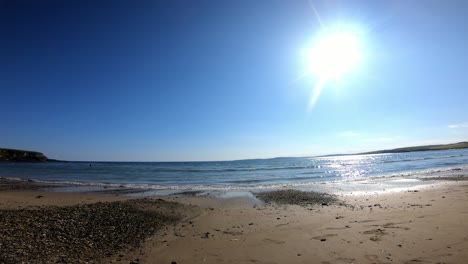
[2,0,468,161]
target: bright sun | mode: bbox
[303,29,362,80]
[300,27,364,110]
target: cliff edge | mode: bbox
[0,148,49,162]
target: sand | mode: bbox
[1,178,467,263]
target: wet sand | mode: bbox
[1,177,468,263]
[139,180,468,264]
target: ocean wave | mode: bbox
[149,165,320,173]
[3,165,467,192]
[221,174,324,184]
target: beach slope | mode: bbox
[0,178,467,263]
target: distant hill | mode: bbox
[2,142,467,163]
[360,142,468,155]
[0,148,51,162]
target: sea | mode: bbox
[1,149,467,196]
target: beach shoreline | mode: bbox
[2,148,467,196]
[2,165,468,199]
[1,175,468,263]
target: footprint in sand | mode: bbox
[404,258,431,263]
[325,226,348,230]
[382,222,411,230]
[312,234,338,241]
[363,228,387,241]
[364,254,379,262]
[336,257,356,263]
[262,238,285,244]
[357,219,378,223]
[223,230,243,235]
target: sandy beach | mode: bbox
[1,177,468,264]
[4,0,468,263]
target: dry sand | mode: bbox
[1,179,467,263]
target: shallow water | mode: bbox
[1,149,467,194]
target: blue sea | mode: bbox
[1,149,467,195]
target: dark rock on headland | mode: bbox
[0,148,64,162]
[0,148,49,162]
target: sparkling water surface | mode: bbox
[1,149,467,193]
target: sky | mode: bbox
[1,0,468,161]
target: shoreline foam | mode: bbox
[2,166,467,198]
[2,148,467,193]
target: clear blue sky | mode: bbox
[2,0,468,161]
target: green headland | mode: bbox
[360,141,468,155]
[0,148,54,162]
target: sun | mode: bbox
[300,26,365,109]
[303,29,363,80]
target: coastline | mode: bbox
[2,148,467,194]
[1,173,468,263]
[2,165,468,196]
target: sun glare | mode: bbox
[301,26,364,110]
[303,29,362,80]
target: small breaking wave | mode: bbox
[2,165,467,192]
[149,165,321,173]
